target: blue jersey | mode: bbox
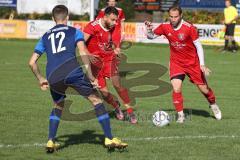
[34,24,84,80]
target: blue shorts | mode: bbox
[49,74,96,104]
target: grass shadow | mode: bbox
[164,108,212,118]
[56,130,104,150]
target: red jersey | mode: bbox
[96,7,125,27]
[153,20,199,66]
[84,19,116,57]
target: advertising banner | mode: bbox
[134,23,229,45]
[17,0,90,15]
[0,0,16,7]
[179,0,225,10]
[195,24,224,45]
[0,20,26,38]
[123,23,136,42]
[71,21,88,31]
[26,20,55,39]
[2,19,240,46]
[26,20,72,39]
[136,23,169,44]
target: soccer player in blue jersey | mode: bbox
[28,5,127,153]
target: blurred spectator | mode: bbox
[223,0,238,53]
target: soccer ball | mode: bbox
[152,111,170,127]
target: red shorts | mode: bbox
[169,61,207,85]
[91,54,120,88]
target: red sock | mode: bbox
[116,88,131,104]
[127,108,133,115]
[172,91,184,112]
[203,88,216,105]
[103,93,119,108]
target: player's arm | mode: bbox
[145,21,160,39]
[77,29,95,82]
[76,41,93,78]
[191,26,211,76]
[28,53,48,90]
[121,20,125,38]
[111,29,122,55]
[84,32,91,42]
[77,32,95,78]
[145,21,155,39]
[83,31,100,63]
[193,39,211,76]
[29,38,48,90]
[77,40,98,87]
[120,11,126,40]
[193,39,204,66]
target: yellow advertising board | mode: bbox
[0,20,27,38]
[124,22,136,42]
[1,20,240,46]
[71,21,137,42]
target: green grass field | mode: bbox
[0,39,240,160]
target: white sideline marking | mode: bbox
[123,135,240,141]
[0,143,45,148]
[0,135,239,149]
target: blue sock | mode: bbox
[48,108,62,140]
[95,103,113,139]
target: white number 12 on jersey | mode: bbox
[48,32,66,54]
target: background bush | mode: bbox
[1,2,240,24]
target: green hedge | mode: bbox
[98,0,135,21]
[0,7,89,20]
[160,10,226,24]
[1,5,239,24]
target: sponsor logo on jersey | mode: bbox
[178,33,185,41]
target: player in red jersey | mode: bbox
[84,6,137,124]
[145,5,222,123]
[96,0,125,46]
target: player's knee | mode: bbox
[100,89,109,97]
[171,84,182,93]
[54,101,64,110]
[198,85,209,94]
[171,78,183,92]
[88,94,103,105]
[92,98,103,106]
[111,80,121,89]
[113,85,123,91]
[99,87,114,98]
[173,87,181,93]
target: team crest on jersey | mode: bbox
[178,33,185,41]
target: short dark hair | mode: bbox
[107,0,118,2]
[168,5,182,15]
[52,5,68,21]
[104,6,119,16]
